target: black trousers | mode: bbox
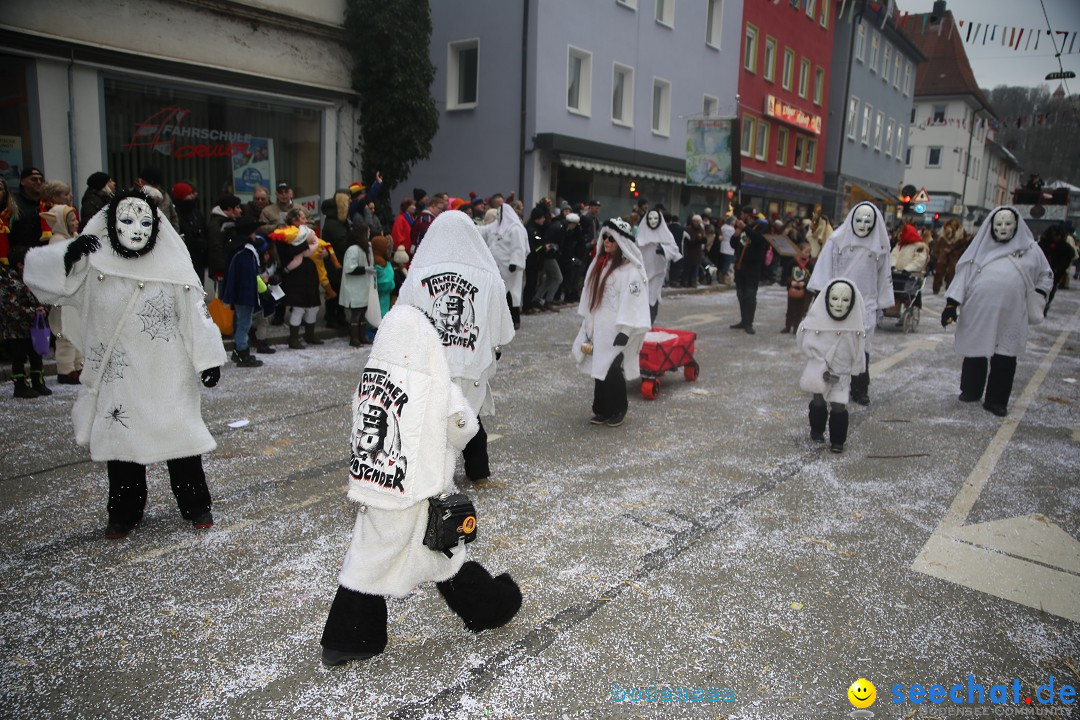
[592,353,627,419]
[523,253,541,311]
[462,418,490,481]
[505,292,520,327]
[106,455,212,525]
[850,352,871,398]
[4,338,44,375]
[734,270,760,326]
[960,354,1017,406]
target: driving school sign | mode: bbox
[124,105,254,159]
[764,95,822,135]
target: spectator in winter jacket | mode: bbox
[79,172,114,231]
[391,197,416,255]
[207,195,243,285]
[172,182,208,283]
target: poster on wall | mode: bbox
[685,119,733,188]
[0,136,23,189]
[231,137,274,200]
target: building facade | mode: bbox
[407,0,743,218]
[822,1,924,224]
[1,0,360,215]
[736,0,835,220]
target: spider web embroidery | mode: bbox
[88,342,129,384]
[137,289,176,341]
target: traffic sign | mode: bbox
[914,203,926,214]
[1045,71,1076,80]
[912,188,930,204]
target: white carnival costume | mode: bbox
[479,204,529,309]
[797,278,868,405]
[635,209,683,311]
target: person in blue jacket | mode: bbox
[221,216,267,367]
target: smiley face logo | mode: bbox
[847,678,877,708]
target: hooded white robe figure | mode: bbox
[806,201,894,406]
[797,278,867,453]
[636,208,683,323]
[940,206,1053,416]
[23,189,226,538]
[320,304,522,667]
[571,218,652,426]
[398,210,515,481]
[479,203,529,329]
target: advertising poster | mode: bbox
[232,137,274,199]
[685,119,733,187]
[0,136,23,189]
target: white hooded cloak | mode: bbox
[23,197,226,464]
[806,202,895,353]
[797,278,868,405]
[338,304,479,597]
[948,206,1053,358]
[398,210,515,417]
[571,219,652,380]
[636,211,683,307]
[478,204,529,307]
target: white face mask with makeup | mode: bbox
[991,210,1017,243]
[827,282,854,320]
[851,205,875,239]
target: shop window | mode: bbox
[103,76,321,206]
[447,39,479,110]
[0,55,35,189]
[568,46,592,116]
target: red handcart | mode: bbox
[638,327,699,400]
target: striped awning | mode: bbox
[559,154,687,185]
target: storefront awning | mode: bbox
[848,179,898,205]
[560,154,687,185]
[740,169,837,202]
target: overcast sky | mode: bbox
[896,0,1080,91]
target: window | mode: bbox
[782,48,795,91]
[847,97,859,140]
[793,135,807,170]
[881,45,891,83]
[617,0,637,8]
[931,105,946,124]
[820,0,829,28]
[805,138,817,173]
[776,128,789,165]
[655,0,674,26]
[903,61,912,96]
[905,145,912,166]
[754,120,768,161]
[567,47,592,115]
[896,127,905,161]
[612,64,634,126]
[855,23,866,62]
[706,0,724,48]
[806,0,816,19]
[447,39,479,109]
[873,110,884,150]
[798,58,811,98]
[651,77,671,136]
[910,106,916,123]
[893,56,902,89]
[861,103,872,145]
[741,116,754,157]
[869,31,880,73]
[763,37,777,82]
[927,146,942,167]
[884,118,895,156]
[744,25,758,72]
[703,94,719,118]
[813,66,825,105]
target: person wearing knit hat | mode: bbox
[890,222,930,276]
[171,182,195,203]
[346,171,382,228]
[413,187,428,206]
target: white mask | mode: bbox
[826,281,854,320]
[991,210,1017,243]
[646,210,662,230]
[851,205,876,238]
[114,197,155,253]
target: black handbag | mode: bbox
[423,493,477,558]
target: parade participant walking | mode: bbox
[571,218,651,427]
[635,208,682,323]
[398,210,515,482]
[781,242,814,334]
[797,279,867,453]
[319,304,521,667]
[940,206,1053,417]
[479,202,529,329]
[22,189,226,538]
[806,202,894,406]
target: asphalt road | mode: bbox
[1,281,1078,719]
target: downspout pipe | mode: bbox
[518,0,529,200]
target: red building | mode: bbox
[737,0,836,219]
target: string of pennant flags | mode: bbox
[908,113,1071,133]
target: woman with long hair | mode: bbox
[0,176,19,263]
[571,218,651,427]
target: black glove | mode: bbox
[495,347,502,361]
[508,264,518,272]
[64,234,100,276]
[200,367,221,388]
[941,300,959,328]
[614,332,629,347]
[348,266,367,275]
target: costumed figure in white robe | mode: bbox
[806,201,894,406]
[398,211,514,481]
[571,218,652,426]
[23,189,226,538]
[940,206,1053,417]
[320,304,522,667]
[636,208,683,324]
[479,203,529,329]
[797,279,867,454]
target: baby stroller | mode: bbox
[878,270,925,333]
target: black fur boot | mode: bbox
[288,324,304,350]
[437,561,522,632]
[304,323,324,345]
[829,408,849,454]
[320,585,388,667]
[808,399,827,443]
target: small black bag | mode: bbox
[423,493,477,558]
